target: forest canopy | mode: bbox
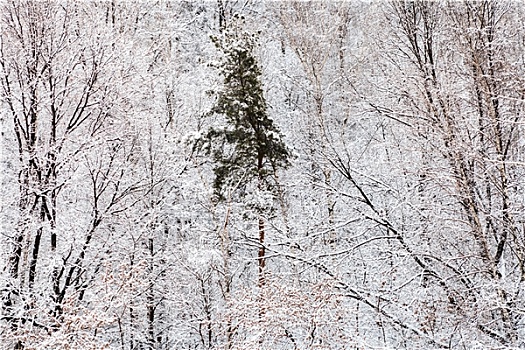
[1,1,525,349]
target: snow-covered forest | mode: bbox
[2,1,525,349]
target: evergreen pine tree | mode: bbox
[201,23,290,200]
[198,21,291,291]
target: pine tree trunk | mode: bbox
[257,152,266,289]
[147,237,155,350]
[256,153,266,348]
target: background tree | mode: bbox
[0,2,134,348]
